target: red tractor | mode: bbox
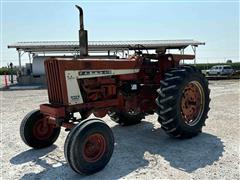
[20,6,210,174]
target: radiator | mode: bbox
[45,59,64,105]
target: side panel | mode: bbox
[45,57,143,105]
[65,71,83,105]
[65,69,140,105]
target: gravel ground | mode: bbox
[0,80,239,180]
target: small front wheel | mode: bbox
[64,119,114,174]
[20,109,61,149]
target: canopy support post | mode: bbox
[18,50,22,73]
[180,48,185,64]
[192,45,197,65]
[28,52,32,64]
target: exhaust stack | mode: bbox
[75,5,88,56]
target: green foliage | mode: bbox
[0,67,18,75]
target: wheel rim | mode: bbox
[83,133,106,162]
[32,118,54,140]
[181,81,205,126]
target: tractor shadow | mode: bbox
[10,144,71,179]
[110,121,224,176]
[10,145,57,165]
[10,120,224,179]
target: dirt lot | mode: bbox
[1,80,239,179]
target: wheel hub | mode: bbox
[181,81,205,126]
[83,133,106,162]
[32,118,54,140]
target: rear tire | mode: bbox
[108,111,144,126]
[156,66,210,138]
[64,119,114,174]
[20,109,61,149]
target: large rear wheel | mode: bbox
[156,66,210,138]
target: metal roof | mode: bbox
[8,40,205,53]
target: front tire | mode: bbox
[156,66,210,138]
[64,119,114,174]
[20,109,61,149]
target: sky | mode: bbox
[1,1,239,67]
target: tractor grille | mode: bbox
[45,60,64,105]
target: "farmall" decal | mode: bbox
[79,70,112,76]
